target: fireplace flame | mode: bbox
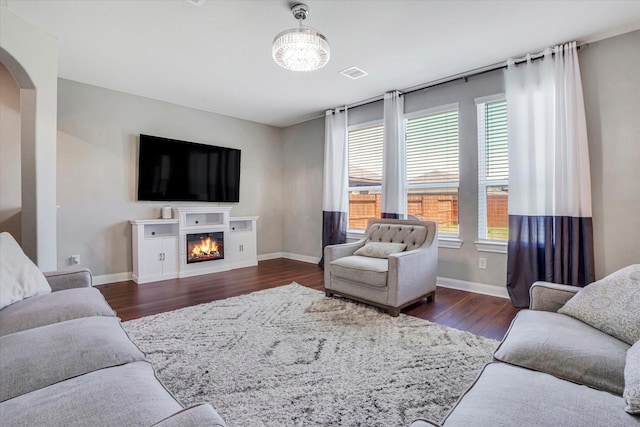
[191,237,220,258]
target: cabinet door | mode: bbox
[161,237,179,276]
[227,231,257,266]
[140,239,164,279]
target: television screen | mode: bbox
[137,134,241,203]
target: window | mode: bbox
[347,123,383,230]
[477,97,508,242]
[405,106,460,237]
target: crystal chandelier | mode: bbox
[272,3,330,72]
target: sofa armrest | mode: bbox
[150,403,226,427]
[529,281,580,312]
[410,419,442,427]
[43,268,92,291]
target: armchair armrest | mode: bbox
[324,239,366,264]
[43,268,92,291]
[387,242,438,307]
[529,281,580,312]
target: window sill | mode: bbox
[438,237,463,249]
[475,240,507,254]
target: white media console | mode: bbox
[130,207,258,284]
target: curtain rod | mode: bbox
[335,42,588,114]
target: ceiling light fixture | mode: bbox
[272,3,330,72]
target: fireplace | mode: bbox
[186,232,224,264]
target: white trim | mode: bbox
[347,118,383,131]
[438,238,463,249]
[93,272,132,286]
[475,240,508,254]
[257,252,284,261]
[475,93,506,105]
[258,252,321,264]
[437,276,509,299]
[282,252,321,264]
[404,102,459,120]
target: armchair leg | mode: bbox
[325,290,334,297]
[388,307,401,317]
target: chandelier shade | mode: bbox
[272,4,330,72]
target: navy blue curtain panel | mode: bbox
[318,211,347,268]
[506,215,595,307]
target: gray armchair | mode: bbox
[324,218,438,316]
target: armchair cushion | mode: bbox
[0,232,51,310]
[354,241,406,258]
[330,256,388,288]
[625,340,640,414]
[558,264,640,345]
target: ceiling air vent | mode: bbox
[340,66,369,80]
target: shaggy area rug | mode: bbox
[123,283,498,426]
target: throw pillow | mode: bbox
[625,340,640,414]
[558,264,640,345]
[354,242,407,259]
[0,232,51,310]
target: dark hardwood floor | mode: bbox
[98,258,522,340]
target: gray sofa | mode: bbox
[411,279,640,426]
[0,237,226,426]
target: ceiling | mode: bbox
[6,0,640,128]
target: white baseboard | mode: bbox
[437,276,509,299]
[257,252,284,261]
[258,252,321,264]
[93,272,132,286]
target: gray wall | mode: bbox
[580,29,640,277]
[57,79,284,276]
[281,117,324,259]
[0,62,22,243]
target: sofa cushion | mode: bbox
[0,316,145,402]
[0,232,51,310]
[354,241,406,258]
[558,264,640,345]
[0,361,183,427]
[0,287,115,336]
[329,255,388,288]
[494,310,629,395]
[151,403,227,427]
[440,362,638,427]
[625,340,640,414]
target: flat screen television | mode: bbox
[137,134,241,203]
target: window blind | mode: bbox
[348,124,384,187]
[406,109,459,185]
[485,100,508,180]
[478,98,509,242]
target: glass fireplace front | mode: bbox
[186,232,224,264]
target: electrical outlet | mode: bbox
[70,255,80,265]
[478,257,487,269]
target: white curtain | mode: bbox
[505,42,595,307]
[381,90,407,218]
[319,108,349,267]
